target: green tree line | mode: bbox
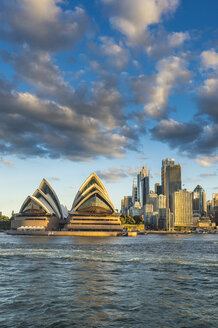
[0,215,10,230]
[120,214,144,225]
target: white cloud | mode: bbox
[201,49,218,71]
[200,78,218,94]
[0,0,89,51]
[21,0,61,23]
[197,50,218,124]
[99,36,130,70]
[198,78,218,123]
[0,158,14,167]
[146,30,190,58]
[196,155,218,167]
[168,32,190,47]
[101,0,179,45]
[96,166,143,183]
[0,82,130,160]
[144,56,191,118]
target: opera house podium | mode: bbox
[64,173,123,236]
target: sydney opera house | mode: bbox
[65,173,122,236]
[10,173,123,236]
[11,179,63,231]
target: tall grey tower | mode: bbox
[137,166,149,204]
[140,167,149,206]
[132,178,138,204]
[193,185,207,216]
[161,158,181,211]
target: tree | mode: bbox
[0,215,10,230]
[120,214,136,225]
[134,216,144,224]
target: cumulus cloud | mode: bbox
[197,50,218,123]
[151,119,217,157]
[145,56,191,118]
[0,158,14,167]
[101,0,179,45]
[190,49,218,161]
[196,155,218,168]
[151,119,202,146]
[201,49,218,71]
[0,79,131,160]
[168,32,190,47]
[146,30,190,58]
[2,47,68,95]
[98,37,130,70]
[0,39,146,162]
[1,47,130,130]
[131,56,192,119]
[96,166,141,183]
[0,0,89,51]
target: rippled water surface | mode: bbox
[0,233,217,328]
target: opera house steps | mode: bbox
[64,216,122,232]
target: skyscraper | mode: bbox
[132,178,138,204]
[155,183,162,195]
[212,193,218,224]
[192,185,207,216]
[121,196,132,215]
[161,158,175,195]
[171,190,193,227]
[137,166,148,204]
[140,167,149,206]
[161,158,181,211]
[137,173,141,202]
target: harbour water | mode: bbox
[0,233,217,328]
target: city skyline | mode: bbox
[0,0,217,216]
[2,159,216,217]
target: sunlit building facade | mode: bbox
[212,193,218,224]
[171,190,193,227]
[161,158,181,211]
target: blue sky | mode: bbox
[0,0,217,216]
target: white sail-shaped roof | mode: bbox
[33,189,60,218]
[20,195,51,215]
[73,183,112,209]
[71,173,115,214]
[37,179,63,219]
[19,178,63,219]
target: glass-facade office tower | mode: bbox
[132,178,138,204]
[136,166,149,206]
[155,183,162,195]
[161,158,181,211]
[121,196,132,215]
[192,185,207,216]
[140,167,149,206]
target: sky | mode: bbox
[0,0,217,216]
